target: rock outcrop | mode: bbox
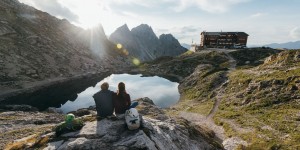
[140,51,229,81]
[0,0,130,95]
[109,24,187,61]
[0,110,64,149]
[159,34,187,56]
[3,98,223,150]
[43,98,222,150]
[45,117,216,150]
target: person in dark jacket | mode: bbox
[93,82,114,118]
[113,82,131,115]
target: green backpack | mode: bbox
[55,114,84,136]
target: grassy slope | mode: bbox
[164,49,300,149]
[215,50,300,149]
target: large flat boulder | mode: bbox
[43,98,223,150]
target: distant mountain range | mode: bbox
[181,43,191,50]
[264,41,300,49]
[109,24,187,61]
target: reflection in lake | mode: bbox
[59,74,180,113]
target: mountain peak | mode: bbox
[159,33,181,46]
[109,24,187,61]
[116,24,130,33]
[136,24,151,29]
[159,34,175,40]
[131,24,154,34]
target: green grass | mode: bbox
[182,70,227,101]
[171,50,300,149]
[186,100,214,116]
[181,50,195,56]
[218,57,300,148]
[190,70,299,148]
[256,68,300,81]
[229,48,281,67]
[214,99,300,149]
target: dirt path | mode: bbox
[206,80,228,119]
[207,52,236,119]
[179,112,226,142]
[221,118,254,134]
[180,52,237,141]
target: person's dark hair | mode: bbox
[118,82,126,95]
[117,82,127,100]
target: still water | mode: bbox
[59,74,180,113]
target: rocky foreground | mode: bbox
[1,98,223,150]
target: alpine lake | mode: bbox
[59,74,180,113]
[3,74,180,113]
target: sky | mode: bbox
[18,0,300,46]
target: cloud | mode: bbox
[103,0,250,14]
[171,0,250,13]
[115,11,140,18]
[157,26,201,35]
[19,0,79,23]
[156,29,170,33]
[250,12,267,18]
[181,26,198,33]
[104,0,173,8]
[156,26,202,44]
[290,27,300,39]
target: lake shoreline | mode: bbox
[59,73,179,113]
[0,72,109,101]
[0,66,181,111]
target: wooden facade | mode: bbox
[200,32,249,48]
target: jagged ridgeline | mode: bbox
[0,0,130,93]
[109,24,187,61]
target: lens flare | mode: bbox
[89,26,107,58]
[117,44,122,49]
[132,58,140,66]
[123,49,129,56]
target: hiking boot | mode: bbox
[97,116,105,121]
[108,115,118,121]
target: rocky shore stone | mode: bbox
[44,117,221,150]
[41,98,223,150]
[0,104,38,112]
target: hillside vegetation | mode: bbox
[216,50,300,149]
[143,49,300,149]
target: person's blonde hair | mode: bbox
[101,82,109,90]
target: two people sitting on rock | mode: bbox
[93,82,131,118]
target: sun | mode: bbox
[77,9,103,29]
[65,0,105,29]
